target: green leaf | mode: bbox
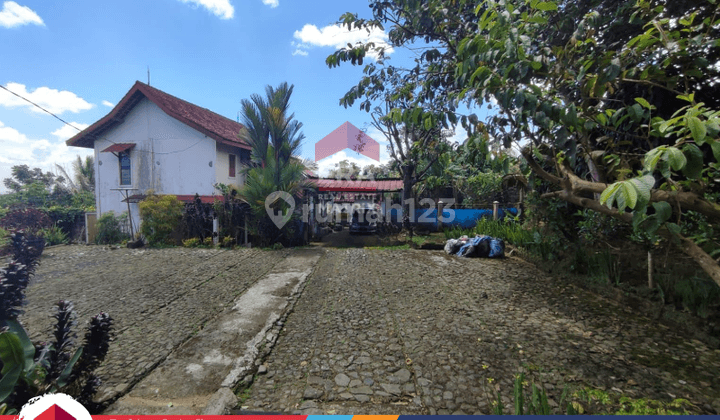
[629,175,655,204]
[666,222,681,236]
[644,147,665,172]
[535,2,558,11]
[620,181,639,209]
[711,140,720,162]
[57,347,83,388]
[665,147,687,171]
[687,116,707,144]
[5,321,36,372]
[681,143,703,179]
[634,97,652,109]
[652,201,672,223]
[0,332,24,401]
[600,182,621,207]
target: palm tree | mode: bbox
[238,83,313,245]
[55,155,94,193]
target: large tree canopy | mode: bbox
[327,0,720,284]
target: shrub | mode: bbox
[0,208,52,235]
[39,224,69,246]
[95,212,129,245]
[43,206,86,240]
[182,237,201,248]
[139,194,183,246]
[0,232,114,414]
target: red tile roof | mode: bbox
[66,81,250,150]
[101,143,135,153]
[309,178,404,192]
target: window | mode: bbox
[119,153,131,185]
[229,154,236,178]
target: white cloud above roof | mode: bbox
[0,1,44,28]
[262,0,278,8]
[178,0,233,19]
[102,100,114,107]
[0,121,93,190]
[51,122,89,141]
[293,24,393,60]
[0,82,93,114]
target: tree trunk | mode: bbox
[402,166,414,239]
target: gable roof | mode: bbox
[66,81,250,150]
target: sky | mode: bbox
[0,0,475,193]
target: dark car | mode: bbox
[349,208,378,234]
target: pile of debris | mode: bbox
[444,235,505,258]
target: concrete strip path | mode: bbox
[104,248,323,415]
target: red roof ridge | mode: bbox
[66,81,249,150]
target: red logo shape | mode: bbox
[35,404,76,420]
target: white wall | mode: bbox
[215,143,246,189]
[94,98,217,235]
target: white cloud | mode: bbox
[0,121,93,192]
[51,122,89,141]
[0,120,30,143]
[101,100,114,107]
[0,82,93,114]
[0,1,44,28]
[293,24,394,59]
[292,48,308,56]
[178,0,234,19]
[262,0,278,8]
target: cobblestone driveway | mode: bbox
[21,245,281,403]
[244,248,720,415]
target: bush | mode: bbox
[43,206,86,240]
[39,224,68,246]
[182,237,200,247]
[139,194,183,246]
[0,208,52,235]
[95,211,129,244]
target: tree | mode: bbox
[327,160,362,179]
[327,0,720,285]
[238,82,314,246]
[56,156,94,194]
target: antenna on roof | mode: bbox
[147,66,150,85]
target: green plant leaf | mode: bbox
[4,321,36,372]
[600,182,620,207]
[644,147,665,172]
[687,116,707,144]
[634,97,652,109]
[665,147,687,171]
[56,347,83,388]
[681,143,703,179]
[711,140,720,162]
[0,332,24,401]
[620,181,639,209]
[535,2,558,11]
[666,222,681,236]
[652,201,672,223]
[629,175,655,204]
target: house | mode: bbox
[66,81,251,235]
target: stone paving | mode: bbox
[16,244,720,415]
[242,248,720,415]
[21,245,281,403]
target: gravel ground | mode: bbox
[16,244,720,415]
[243,248,720,415]
[20,245,281,403]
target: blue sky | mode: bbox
[0,0,474,193]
